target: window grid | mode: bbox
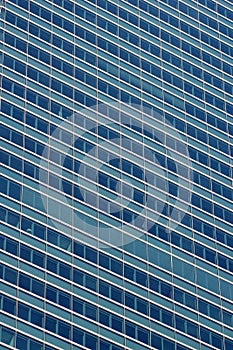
[1,1,232,349]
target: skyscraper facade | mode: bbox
[0,0,233,349]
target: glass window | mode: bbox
[152,334,162,348]
[99,253,109,269]
[47,258,58,273]
[1,327,15,346]
[211,333,222,348]
[58,322,70,339]
[85,304,97,320]
[73,298,83,314]
[32,280,44,297]
[174,288,184,304]
[46,286,57,303]
[5,267,17,284]
[138,328,149,344]
[187,321,198,337]
[33,252,45,267]
[86,247,97,263]
[111,287,122,303]
[85,334,97,350]
[223,311,233,327]
[163,338,175,350]
[137,299,148,314]
[16,335,28,350]
[125,293,135,309]
[161,283,172,298]
[46,316,57,332]
[73,270,84,285]
[176,316,185,332]
[6,210,19,227]
[18,304,29,321]
[111,259,123,274]
[31,310,44,327]
[162,310,173,326]
[59,263,71,279]
[126,322,135,337]
[6,239,18,255]
[73,328,84,344]
[19,274,30,290]
[3,297,16,314]
[100,310,109,326]
[210,305,220,321]
[151,305,160,320]
[20,245,31,261]
[86,275,97,291]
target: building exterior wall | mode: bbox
[0,0,233,349]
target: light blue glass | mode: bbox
[2,0,233,349]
